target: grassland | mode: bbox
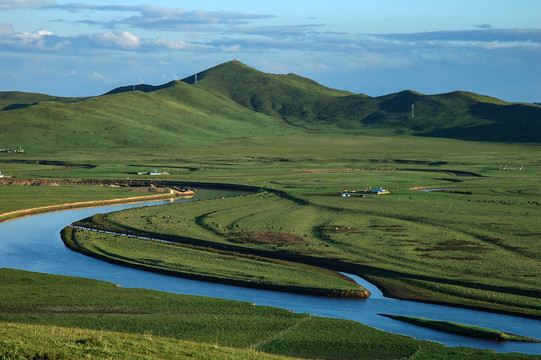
[0,183,175,223]
[3,134,540,319]
[62,226,368,297]
[0,60,540,357]
[2,268,539,360]
[74,183,540,317]
[35,133,536,318]
[0,322,300,360]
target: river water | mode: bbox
[0,188,539,355]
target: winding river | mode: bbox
[1,188,539,355]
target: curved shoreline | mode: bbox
[0,177,256,224]
[0,193,184,224]
[2,179,539,320]
[69,214,541,320]
[61,226,370,299]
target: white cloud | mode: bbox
[153,38,211,51]
[220,44,240,52]
[101,31,140,48]
[37,29,54,36]
[92,71,106,79]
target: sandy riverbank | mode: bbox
[0,193,186,223]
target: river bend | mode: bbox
[0,188,539,355]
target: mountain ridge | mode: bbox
[1,60,540,149]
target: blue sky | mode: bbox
[1,0,540,102]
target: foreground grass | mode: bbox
[62,226,367,297]
[0,322,297,360]
[380,315,540,343]
[1,269,538,360]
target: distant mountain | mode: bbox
[180,61,540,142]
[1,60,540,151]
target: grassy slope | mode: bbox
[1,268,538,360]
[0,78,294,152]
[190,61,541,142]
[0,322,298,360]
[1,60,540,151]
[187,61,352,122]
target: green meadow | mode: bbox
[1,61,540,358]
[27,133,533,318]
[1,268,538,360]
[62,226,367,297]
[3,133,541,319]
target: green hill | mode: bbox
[0,75,296,151]
[1,60,540,151]
[182,61,352,122]
[315,89,540,142]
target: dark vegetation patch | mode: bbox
[415,240,491,255]
[440,190,473,195]
[419,254,484,260]
[370,225,407,233]
[289,248,337,255]
[228,231,309,246]
[0,159,96,169]
[517,232,541,237]
[477,235,508,246]
[435,177,464,183]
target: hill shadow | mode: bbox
[422,102,541,143]
[2,103,37,111]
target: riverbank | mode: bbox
[0,193,181,223]
[83,189,540,319]
[1,189,540,355]
[1,178,539,319]
[379,314,540,343]
[0,179,201,223]
[61,225,370,298]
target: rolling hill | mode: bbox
[1,60,540,152]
